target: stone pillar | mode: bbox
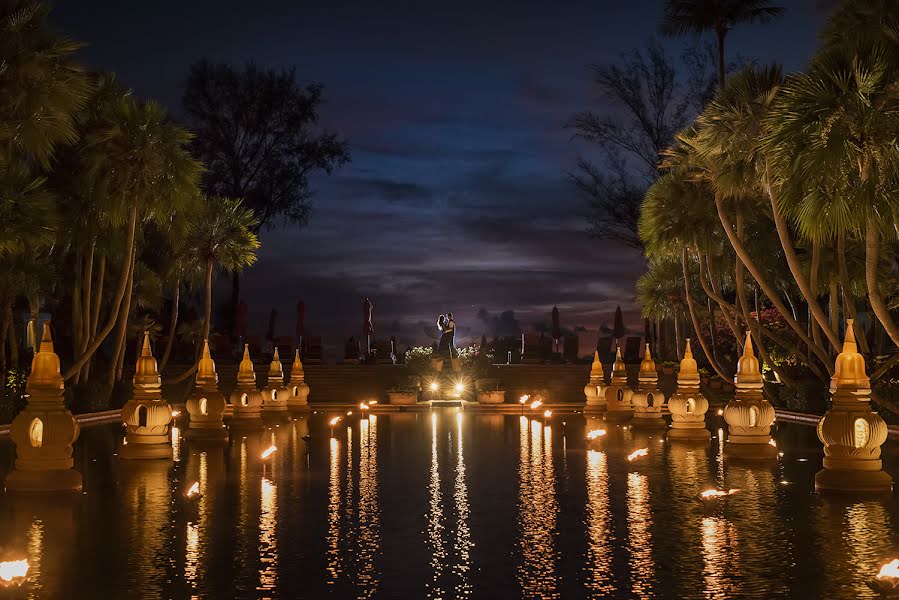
[584,351,607,410]
[723,333,776,458]
[261,347,289,414]
[604,347,633,422]
[632,344,666,429]
[185,339,228,439]
[5,323,82,491]
[287,349,310,410]
[229,344,264,425]
[120,332,173,459]
[816,321,892,493]
[667,339,710,441]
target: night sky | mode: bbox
[53,0,837,354]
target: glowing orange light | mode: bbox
[329,416,341,427]
[699,488,739,499]
[359,402,369,410]
[261,445,277,459]
[586,429,607,440]
[768,439,777,447]
[0,560,28,584]
[530,399,543,410]
[716,409,723,416]
[877,559,899,580]
[370,400,378,405]
[543,409,552,418]
[626,448,649,462]
[186,481,200,498]
[172,410,181,417]
[429,382,439,391]
[519,394,530,404]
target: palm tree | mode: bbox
[62,96,202,379]
[660,0,784,88]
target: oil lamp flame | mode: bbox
[627,448,649,462]
[877,559,899,581]
[543,409,552,418]
[261,445,277,459]
[0,560,28,583]
[329,416,341,427]
[700,488,740,499]
[530,399,543,410]
[360,402,369,410]
[186,481,200,498]
[519,394,530,404]
[586,429,607,440]
[171,410,181,417]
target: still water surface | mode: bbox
[0,411,898,599]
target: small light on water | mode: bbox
[717,409,723,416]
[261,445,277,459]
[172,410,181,417]
[186,481,200,498]
[769,439,777,447]
[519,394,530,404]
[700,488,739,499]
[543,410,552,418]
[627,448,648,462]
[530,399,543,410]
[329,416,341,427]
[0,560,29,585]
[586,429,606,440]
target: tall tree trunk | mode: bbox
[828,277,839,337]
[674,317,682,360]
[72,249,83,356]
[702,253,742,343]
[28,291,39,352]
[81,241,94,353]
[109,252,135,385]
[865,218,899,346]
[714,192,832,371]
[83,254,106,382]
[765,160,841,350]
[158,281,180,372]
[837,232,869,353]
[707,298,718,362]
[63,205,138,380]
[682,249,729,380]
[203,257,214,342]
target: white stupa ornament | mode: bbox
[229,344,264,424]
[604,346,633,421]
[6,323,82,491]
[816,321,892,492]
[666,339,710,441]
[631,344,666,429]
[287,349,310,409]
[261,347,288,413]
[185,339,227,439]
[120,332,173,459]
[723,333,776,458]
[584,351,607,409]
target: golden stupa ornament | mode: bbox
[723,333,776,458]
[631,344,666,429]
[120,332,173,459]
[229,344,264,423]
[261,347,289,413]
[604,346,633,421]
[6,323,82,491]
[816,321,892,492]
[185,339,227,439]
[667,339,710,441]
[584,351,607,409]
[287,349,310,409]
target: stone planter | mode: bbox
[477,390,505,404]
[387,391,418,405]
[449,358,463,372]
[430,358,445,372]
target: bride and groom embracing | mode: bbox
[436,312,457,359]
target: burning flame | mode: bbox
[543,409,552,418]
[626,448,649,462]
[586,429,607,440]
[716,409,723,416]
[768,439,777,447]
[370,400,378,405]
[700,488,740,499]
[346,411,353,416]
[359,402,370,410]
[186,481,200,498]
[877,559,899,580]
[329,416,341,427]
[261,445,277,459]
[0,560,28,583]
[172,410,181,417]
[519,394,530,404]
[530,399,543,410]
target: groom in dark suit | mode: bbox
[446,312,457,358]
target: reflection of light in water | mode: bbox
[257,476,278,593]
[428,413,446,598]
[701,517,740,598]
[453,411,472,597]
[185,451,208,588]
[627,472,653,596]
[171,425,181,462]
[517,416,559,597]
[585,448,612,594]
[716,427,724,486]
[357,414,380,597]
[26,519,43,599]
[327,435,341,584]
[844,502,891,597]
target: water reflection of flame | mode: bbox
[258,475,278,592]
[357,415,380,598]
[185,451,207,589]
[585,448,612,594]
[517,416,559,596]
[428,413,446,597]
[327,435,341,584]
[453,412,472,597]
[627,472,654,596]
[701,516,740,598]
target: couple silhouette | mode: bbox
[436,313,457,359]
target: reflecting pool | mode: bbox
[0,411,898,599]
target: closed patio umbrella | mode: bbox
[363,298,374,355]
[551,305,561,352]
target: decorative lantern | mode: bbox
[604,346,633,421]
[120,332,173,459]
[260,347,289,413]
[631,344,666,429]
[5,323,82,491]
[229,345,264,424]
[723,333,776,458]
[584,351,607,409]
[185,339,227,439]
[816,321,892,492]
[287,349,310,410]
[667,339,710,441]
